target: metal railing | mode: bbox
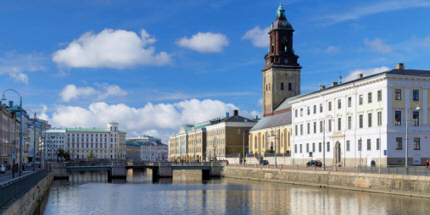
[0,169,48,209]
[359,165,430,176]
[66,161,127,167]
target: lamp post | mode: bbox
[378,101,382,174]
[242,130,248,167]
[213,135,217,161]
[406,105,420,175]
[26,110,37,172]
[2,89,23,176]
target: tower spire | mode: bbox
[277,1,286,19]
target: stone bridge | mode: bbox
[51,161,224,181]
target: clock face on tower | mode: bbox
[282,37,288,43]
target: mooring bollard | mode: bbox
[296,164,299,170]
[334,165,337,171]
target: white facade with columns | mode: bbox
[291,64,430,167]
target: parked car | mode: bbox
[306,160,322,167]
[0,164,5,173]
[26,163,33,167]
[260,160,269,165]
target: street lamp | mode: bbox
[378,101,381,174]
[26,109,37,172]
[2,89,23,176]
[242,129,248,167]
[213,135,219,162]
[405,105,420,174]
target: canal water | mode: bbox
[42,170,430,215]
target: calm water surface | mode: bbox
[42,170,430,215]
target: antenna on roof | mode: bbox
[338,72,342,84]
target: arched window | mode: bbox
[281,82,284,90]
[254,136,258,149]
[288,83,292,91]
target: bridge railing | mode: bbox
[0,169,48,209]
[171,162,222,166]
[66,161,127,167]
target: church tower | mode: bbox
[262,2,301,116]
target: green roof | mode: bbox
[181,124,193,132]
[193,121,211,130]
[66,128,110,132]
[126,141,141,146]
[108,121,118,124]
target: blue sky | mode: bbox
[1,0,430,142]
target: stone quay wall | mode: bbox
[2,173,53,215]
[223,167,430,198]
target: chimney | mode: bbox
[233,109,239,116]
[357,73,363,78]
[320,85,326,90]
[331,82,338,86]
[9,101,13,108]
[226,112,229,118]
[396,63,404,70]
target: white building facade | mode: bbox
[66,121,127,160]
[291,64,430,167]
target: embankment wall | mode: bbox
[223,167,430,198]
[2,173,53,215]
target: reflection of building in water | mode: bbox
[247,182,292,214]
[69,171,109,184]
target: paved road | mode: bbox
[0,166,42,183]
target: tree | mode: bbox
[87,150,95,159]
[64,151,70,161]
[57,148,65,158]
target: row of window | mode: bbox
[68,133,115,137]
[265,82,293,91]
[294,137,422,154]
[294,112,383,136]
[395,89,421,101]
[295,90,383,118]
[394,110,420,126]
[68,138,115,143]
[67,143,114,149]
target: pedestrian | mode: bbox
[426,160,429,170]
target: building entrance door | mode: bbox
[334,142,341,164]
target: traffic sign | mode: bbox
[11,149,17,160]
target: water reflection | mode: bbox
[42,169,430,215]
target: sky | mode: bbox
[1,0,430,143]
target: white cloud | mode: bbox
[52,29,171,69]
[60,85,97,102]
[319,0,430,25]
[60,83,127,102]
[176,32,229,53]
[326,46,341,53]
[364,38,392,54]
[97,84,128,100]
[343,66,390,82]
[38,104,49,121]
[0,51,47,84]
[258,98,263,106]
[242,26,270,48]
[46,99,260,143]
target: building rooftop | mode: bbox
[65,127,126,133]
